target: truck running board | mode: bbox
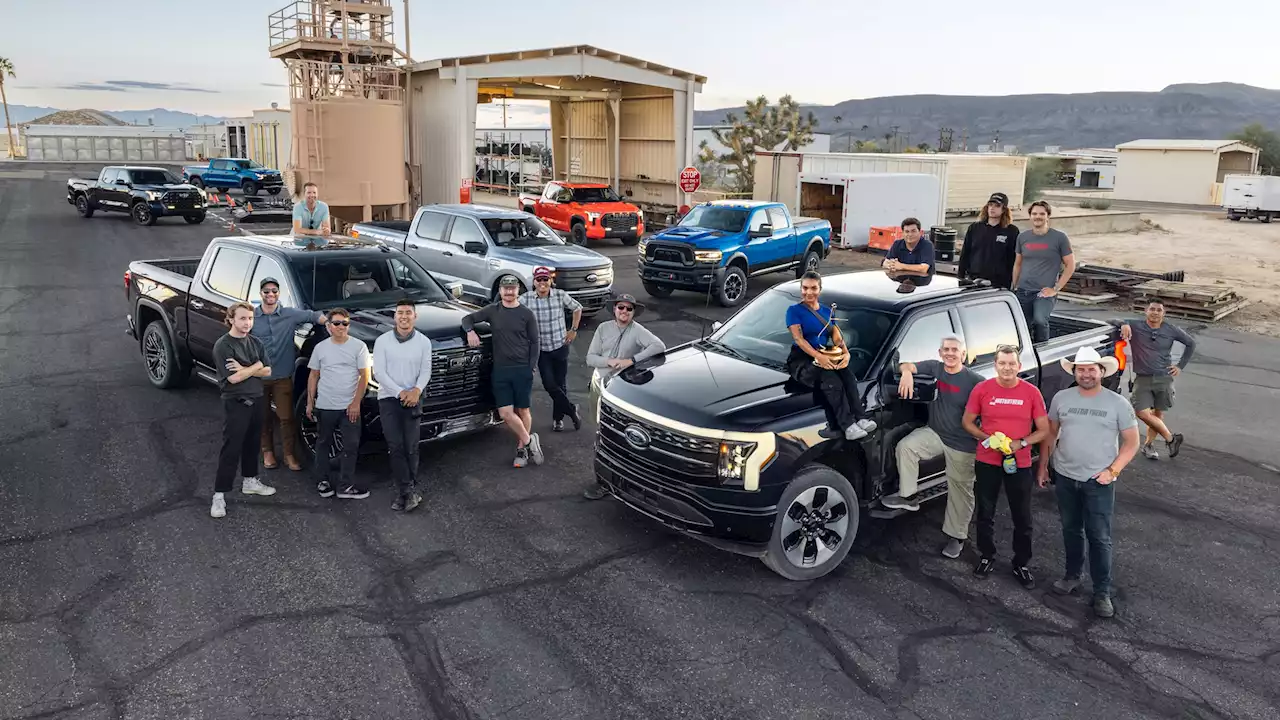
[869,475,948,519]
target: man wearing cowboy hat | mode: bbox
[1038,346,1141,618]
[582,293,666,500]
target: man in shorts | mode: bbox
[1115,299,1196,459]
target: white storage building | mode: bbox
[1114,140,1259,206]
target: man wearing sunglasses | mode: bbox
[520,266,583,432]
[252,276,327,472]
[306,307,372,499]
[583,293,666,500]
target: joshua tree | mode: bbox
[0,57,15,158]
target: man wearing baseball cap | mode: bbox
[462,275,543,468]
[251,276,327,471]
[520,266,583,432]
[957,192,1020,289]
[1038,347,1140,618]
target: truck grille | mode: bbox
[645,242,693,266]
[602,213,639,232]
[597,400,720,486]
[556,265,613,291]
[162,191,201,209]
[422,345,491,416]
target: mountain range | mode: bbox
[5,105,228,128]
[693,83,1280,151]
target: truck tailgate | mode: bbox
[351,222,409,246]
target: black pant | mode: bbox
[537,344,574,421]
[314,408,362,490]
[974,460,1034,566]
[216,397,263,493]
[378,398,421,497]
[786,347,869,430]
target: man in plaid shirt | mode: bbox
[520,266,584,431]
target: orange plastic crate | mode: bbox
[868,226,903,251]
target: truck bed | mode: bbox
[130,258,200,290]
[351,221,409,245]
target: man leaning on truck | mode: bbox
[292,182,331,237]
[252,276,327,472]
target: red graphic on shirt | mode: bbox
[1024,242,1050,251]
[938,380,963,394]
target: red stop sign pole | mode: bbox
[679,166,702,194]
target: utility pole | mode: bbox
[403,0,411,60]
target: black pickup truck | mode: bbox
[593,271,1123,580]
[69,166,207,226]
[124,235,501,460]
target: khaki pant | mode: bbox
[895,426,978,540]
[260,377,298,459]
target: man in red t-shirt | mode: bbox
[962,345,1051,589]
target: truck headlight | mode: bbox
[637,239,647,256]
[146,191,162,201]
[718,441,757,483]
[695,249,722,263]
[587,212,601,223]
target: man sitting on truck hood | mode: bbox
[882,217,936,293]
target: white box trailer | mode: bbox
[797,172,943,249]
[755,151,1028,217]
[1222,174,1280,222]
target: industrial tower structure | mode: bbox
[268,0,410,224]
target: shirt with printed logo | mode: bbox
[965,377,1048,467]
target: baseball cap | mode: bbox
[532,266,553,280]
[988,192,1009,206]
[499,275,521,287]
[259,276,280,289]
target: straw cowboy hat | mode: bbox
[1060,346,1119,377]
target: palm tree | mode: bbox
[0,58,15,158]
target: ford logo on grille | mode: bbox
[585,273,598,283]
[622,424,651,450]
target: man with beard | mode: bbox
[252,276,326,472]
[958,193,1020,289]
[1039,347,1140,618]
[373,299,433,512]
[1012,200,1076,344]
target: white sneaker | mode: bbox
[845,423,869,441]
[528,432,545,465]
[210,493,226,518]
[856,419,878,433]
[241,477,277,496]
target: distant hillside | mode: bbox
[6,105,228,128]
[693,82,1279,151]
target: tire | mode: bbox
[242,180,259,196]
[716,264,748,308]
[294,393,343,469]
[216,187,230,194]
[522,204,535,214]
[761,464,860,581]
[570,222,588,246]
[75,194,94,218]
[1261,213,1272,224]
[491,275,527,302]
[141,322,190,389]
[267,188,281,196]
[189,176,205,189]
[184,213,206,225]
[643,281,674,298]
[131,201,157,226]
[620,233,640,246]
[797,247,822,278]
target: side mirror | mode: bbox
[445,281,464,299]
[750,223,773,238]
[463,241,487,256]
[115,178,129,186]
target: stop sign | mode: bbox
[679,166,701,194]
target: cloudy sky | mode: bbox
[5,0,1278,126]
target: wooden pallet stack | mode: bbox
[1059,264,1181,305]
[1130,280,1251,322]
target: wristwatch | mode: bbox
[1018,438,1029,449]
[1106,465,1121,478]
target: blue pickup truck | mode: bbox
[638,200,832,307]
[182,158,284,197]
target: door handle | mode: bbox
[189,299,205,309]
[442,251,454,257]
[407,242,420,250]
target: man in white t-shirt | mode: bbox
[306,307,372,500]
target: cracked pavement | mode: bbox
[2,166,1279,719]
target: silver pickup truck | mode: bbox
[351,204,615,314]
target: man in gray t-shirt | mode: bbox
[885,335,985,560]
[1013,201,1076,344]
[305,308,373,499]
[1039,347,1141,618]
[1113,298,1196,461]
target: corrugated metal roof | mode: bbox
[1116,139,1253,152]
[410,45,707,84]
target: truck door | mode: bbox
[441,217,495,298]
[188,245,255,369]
[98,168,124,209]
[540,183,565,230]
[404,209,455,283]
[207,160,231,189]
[767,206,799,267]
[880,309,959,484]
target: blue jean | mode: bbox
[1016,288,1055,344]
[1054,470,1115,598]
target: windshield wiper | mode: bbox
[695,338,749,361]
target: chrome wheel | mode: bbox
[806,252,820,273]
[143,327,167,383]
[723,272,744,302]
[298,408,342,461]
[778,485,850,568]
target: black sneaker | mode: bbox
[818,426,843,440]
[1167,433,1184,458]
[337,486,370,500]
[316,480,335,498]
[583,483,607,500]
[552,419,564,432]
[1012,566,1036,590]
[569,404,582,431]
[392,494,406,511]
[392,492,422,513]
[974,557,996,577]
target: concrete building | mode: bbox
[1114,139,1259,205]
[407,45,706,219]
[222,108,291,170]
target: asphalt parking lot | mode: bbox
[2,165,1279,720]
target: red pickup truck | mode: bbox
[519,182,644,246]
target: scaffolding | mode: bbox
[474,129,552,196]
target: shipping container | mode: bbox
[754,151,1028,217]
[796,172,942,249]
[22,125,188,163]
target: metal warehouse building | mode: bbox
[407,45,706,218]
[1114,139,1259,205]
[22,125,188,163]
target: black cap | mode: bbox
[498,275,521,287]
[988,193,1009,206]
[259,276,280,289]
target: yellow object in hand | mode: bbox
[985,431,1015,456]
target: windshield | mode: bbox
[710,288,897,379]
[130,169,180,185]
[679,206,748,233]
[571,186,622,203]
[482,216,564,247]
[291,253,451,309]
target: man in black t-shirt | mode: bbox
[210,302,277,519]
